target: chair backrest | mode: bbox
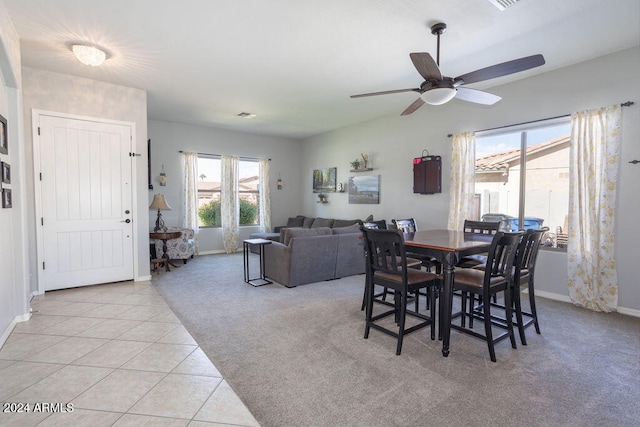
[516,227,549,275]
[391,218,417,233]
[362,228,410,285]
[362,219,387,230]
[463,219,501,235]
[483,231,524,287]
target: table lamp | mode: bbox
[149,194,171,232]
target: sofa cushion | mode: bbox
[311,217,335,228]
[332,223,362,234]
[303,217,315,228]
[282,226,333,245]
[286,216,305,227]
[333,218,361,228]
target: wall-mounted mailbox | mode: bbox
[413,155,441,194]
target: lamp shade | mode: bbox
[72,44,106,67]
[149,194,171,210]
[421,87,457,105]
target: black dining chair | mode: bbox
[391,218,440,273]
[362,228,441,355]
[452,231,523,362]
[360,221,422,311]
[507,227,548,344]
[457,220,501,268]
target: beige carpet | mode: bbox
[153,253,640,427]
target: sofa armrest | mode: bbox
[264,242,292,286]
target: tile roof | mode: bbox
[476,135,570,171]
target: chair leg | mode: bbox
[429,286,436,341]
[483,296,497,363]
[529,278,541,334]
[396,292,407,355]
[503,289,517,350]
[512,284,527,345]
[460,292,467,327]
[364,281,373,339]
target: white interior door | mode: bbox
[37,114,134,291]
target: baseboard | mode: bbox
[136,275,152,282]
[197,249,238,256]
[0,311,32,349]
[536,290,640,318]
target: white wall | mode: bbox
[21,67,150,287]
[301,47,640,313]
[148,120,302,253]
[0,0,29,345]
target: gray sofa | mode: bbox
[263,224,365,287]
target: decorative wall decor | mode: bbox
[312,167,337,193]
[2,188,11,208]
[1,161,9,184]
[348,174,380,204]
[0,114,7,155]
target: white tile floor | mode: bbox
[0,281,260,427]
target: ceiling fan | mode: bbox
[350,22,545,115]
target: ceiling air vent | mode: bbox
[486,0,523,11]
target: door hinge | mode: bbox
[129,152,141,157]
[39,172,42,181]
[38,127,41,136]
[41,217,43,226]
[42,262,45,270]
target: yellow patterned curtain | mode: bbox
[182,152,199,253]
[221,155,239,254]
[258,158,271,233]
[567,105,621,312]
[447,132,476,231]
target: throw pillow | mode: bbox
[365,214,374,222]
[333,219,360,228]
[311,217,335,228]
[303,217,315,228]
[332,223,362,234]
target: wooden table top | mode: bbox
[149,231,182,240]
[403,229,493,252]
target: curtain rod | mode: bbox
[447,101,635,137]
[178,150,271,161]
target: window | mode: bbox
[474,119,571,249]
[196,156,260,227]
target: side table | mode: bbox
[150,231,182,272]
[243,238,273,286]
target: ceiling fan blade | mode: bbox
[350,88,420,98]
[455,87,501,105]
[455,54,545,85]
[410,52,442,81]
[400,97,425,116]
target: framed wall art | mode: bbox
[348,174,380,204]
[2,188,11,209]
[1,161,9,184]
[0,114,7,155]
[312,167,337,193]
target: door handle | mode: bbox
[121,219,131,223]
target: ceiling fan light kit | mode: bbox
[351,22,545,115]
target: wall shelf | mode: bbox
[317,200,328,204]
[350,168,373,173]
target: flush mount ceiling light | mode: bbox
[72,44,107,67]
[237,112,257,118]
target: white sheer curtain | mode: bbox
[259,158,272,233]
[447,131,476,231]
[567,104,621,312]
[182,152,199,253]
[221,155,239,254]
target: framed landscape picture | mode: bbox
[348,174,380,204]
[1,161,9,184]
[0,114,7,155]
[2,188,11,208]
[312,167,337,193]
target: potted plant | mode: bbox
[317,192,327,203]
[350,159,360,170]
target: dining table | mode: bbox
[403,229,493,357]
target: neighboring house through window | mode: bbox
[474,119,571,249]
[196,155,261,227]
